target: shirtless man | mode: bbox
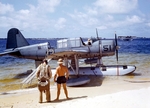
[54,58,69,100]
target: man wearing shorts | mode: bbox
[54,58,69,100]
[36,59,52,103]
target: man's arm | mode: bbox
[65,67,69,80]
[54,68,58,82]
[36,65,41,78]
[48,66,52,79]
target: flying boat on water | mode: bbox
[0,28,136,86]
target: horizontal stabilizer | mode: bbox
[0,49,19,56]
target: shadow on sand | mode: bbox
[0,91,17,95]
[126,72,142,76]
[13,70,33,79]
[68,75,105,87]
[44,96,87,103]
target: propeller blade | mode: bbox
[96,28,98,38]
[115,33,118,62]
[116,48,118,62]
[96,28,101,40]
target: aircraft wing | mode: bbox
[47,50,88,59]
[0,49,19,56]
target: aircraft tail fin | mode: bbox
[6,28,29,49]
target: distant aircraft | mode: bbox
[0,28,136,77]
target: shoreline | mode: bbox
[0,78,150,108]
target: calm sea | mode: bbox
[0,38,150,92]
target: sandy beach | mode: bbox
[0,76,150,108]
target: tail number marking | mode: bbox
[103,45,111,51]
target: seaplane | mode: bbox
[0,28,136,86]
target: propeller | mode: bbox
[96,28,101,40]
[90,28,100,43]
[115,32,119,63]
[96,28,98,38]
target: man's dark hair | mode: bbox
[43,59,48,64]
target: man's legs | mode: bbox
[46,89,50,102]
[56,84,61,100]
[62,83,69,99]
[46,83,50,102]
[39,90,43,103]
[38,85,43,103]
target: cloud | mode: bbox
[85,7,98,16]
[54,18,66,30]
[69,10,99,27]
[68,0,139,29]
[93,0,138,14]
[0,16,14,28]
[94,15,144,31]
[126,15,144,24]
[37,0,61,13]
[97,26,107,30]
[146,22,150,27]
[105,15,114,21]
[0,0,61,31]
[0,2,14,14]
[0,0,150,38]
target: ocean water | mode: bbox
[0,38,150,92]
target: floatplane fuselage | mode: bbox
[0,28,137,86]
[0,28,136,77]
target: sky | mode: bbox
[0,0,150,38]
